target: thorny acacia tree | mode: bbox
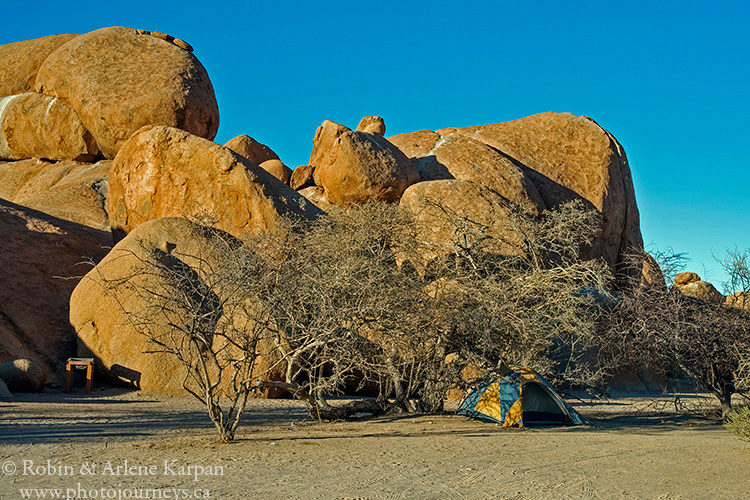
[606,249,750,418]
[96,221,277,442]
[241,199,614,415]
[104,199,615,428]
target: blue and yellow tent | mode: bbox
[457,366,585,427]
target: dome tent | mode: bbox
[457,366,586,427]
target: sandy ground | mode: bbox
[0,389,748,499]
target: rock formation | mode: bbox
[435,112,642,273]
[388,130,545,215]
[0,34,77,97]
[310,120,419,205]
[400,179,523,265]
[35,26,219,158]
[673,272,724,304]
[0,159,110,230]
[259,159,292,185]
[109,125,323,240]
[224,134,280,165]
[290,164,315,190]
[0,199,111,378]
[0,92,99,161]
[70,217,284,395]
[356,115,386,135]
[0,358,46,393]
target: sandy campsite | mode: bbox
[1,390,748,499]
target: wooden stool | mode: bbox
[65,358,94,393]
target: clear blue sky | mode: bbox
[3,0,748,289]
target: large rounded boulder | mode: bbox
[35,27,219,158]
[310,120,419,205]
[70,217,284,395]
[0,93,99,161]
[109,125,323,240]
[0,199,111,378]
[0,34,77,97]
[438,112,642,274]
[224,134,279,165]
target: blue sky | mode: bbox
[3,1,748,289]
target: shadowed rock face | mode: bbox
[109,125,323,240]
[0,34,77,97]
[0,159,110,230]
[70,217,285,396]
[0,200,111,379]
[0,93,99,162]
[35,26,219,158]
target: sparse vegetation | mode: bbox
[725,406,750,439]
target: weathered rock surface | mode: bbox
[259,159,292,185]
[224,134,280,165]
[0,378,11,398]
[71,217,284,395]
[0,159,110,230]
[674,272,700,287]
[109,126,322,239]
[290,164,314,190]
[356,116,386,135]
[309,120,350,173]
[0,34,77,97]
[0,358,46,393]
[310,121,419,205]
[674,273,724,304]
[388,130,545,215]
[0,93,99,161]
[399,179,522,266]
[35,27,219,158]
[437,112,642,273]
[298,186,335,212]
[0,200,111,377]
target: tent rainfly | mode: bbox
[457,366,585,427]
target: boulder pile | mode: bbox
[0,27,652,395]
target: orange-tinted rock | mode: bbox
[35,27,219,158]
[109,125,322,239]
[224,134,279,164]
[71,217,284,395]
[356,116,386,135]
[309,120,350,175]
[298,186,334,212]
[0,34,77,97]
[259,159,292,185]
[290,164,314,190]
[438,112,642,274]
[674,273,724,304]
[0,199,111,378]
[388,130,545,215]
[674,272,700,287]
[0,93,99,161]
[399,179,522,266]
[0,159,110,230]
[310,121,419,205]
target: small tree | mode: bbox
[97,221,276,442]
